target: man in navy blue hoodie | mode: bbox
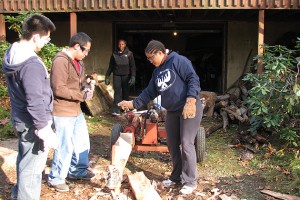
[118,40,203,195]
[2,14,57,200]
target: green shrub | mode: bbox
[0,40,10,65]
[0,105,13,139]
[39,42,63,69]
[289,152,300,188]
[4,12,64,69]
[243,40,300,146]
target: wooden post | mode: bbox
[70,12,77,37]
[257,10,265,74]
[0,14,6,40]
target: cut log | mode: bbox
[228,144,258,153]
[217,94,230,101]
[237,106,247,116]
[98,83,114,106]
[226,87,241,102]
[240,83,248,97]
[128,171,162,200]
[253,134,268,143]
[84,84,111,116]
[205,122,223,137]
[222,108,249,123]
[199,91,217,117]
[220,109,229,132]
[260,189,300,200]
[214,100,229,110]
[84,72,112,116]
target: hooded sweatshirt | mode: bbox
[133,51,200,111]
[50,51,86,117]
[2,42,53,130]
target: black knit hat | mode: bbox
[145,40,166,54]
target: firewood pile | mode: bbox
[200,80,268,154]
[213,80,249,132]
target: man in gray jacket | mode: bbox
[2,14,57,200]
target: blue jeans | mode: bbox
[48,113,90,185]
[12,121,49,200]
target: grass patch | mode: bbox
[199,125,253,179]
[249,145,300,196]
[200,120,300,198]
[85,113,116,133]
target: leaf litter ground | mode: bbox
[0,113,298,200]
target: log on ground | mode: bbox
[128,171,162,200]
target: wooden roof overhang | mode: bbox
[0,0,300,12]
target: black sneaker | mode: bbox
[68,170,95,180]
[48,183,69,192]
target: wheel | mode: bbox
[195,126,206,163]
[110,123,123,156]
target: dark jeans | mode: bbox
[165,99,203,187]
[113,75,130,114]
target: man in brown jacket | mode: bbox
[47,32,94,192]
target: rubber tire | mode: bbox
[110,123,123,156]
[195,126,206,163]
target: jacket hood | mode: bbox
[2,42,37,77]
[53,51,73,62]
[53,51,84,68]
[164,50,176,63]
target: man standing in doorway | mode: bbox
[105,39,136,116]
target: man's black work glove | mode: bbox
[105,76,110,85]
[128,76,135,87]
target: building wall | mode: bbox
[50,20,113,80]
[50,19,300,91]
[227,21,258,89]
[226,21,300,89]
[265,22,300,46]
[78,21,112,78]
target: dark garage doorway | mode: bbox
[114,22,225,95]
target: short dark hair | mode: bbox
[69,32,92,47]
[118,39,127,45]
[22,14,56,40]
[145,40,166,55]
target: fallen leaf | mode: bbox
[195,191,206,196]
[264,185,272,190]
[268,144,276,153]
[264,152,272,158]
[275,166,282,171]
[282,169,290,175]
[0,117,9,125]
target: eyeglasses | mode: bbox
[80,45,90,53]
[44,37,51,44]
[147,52,157,61]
